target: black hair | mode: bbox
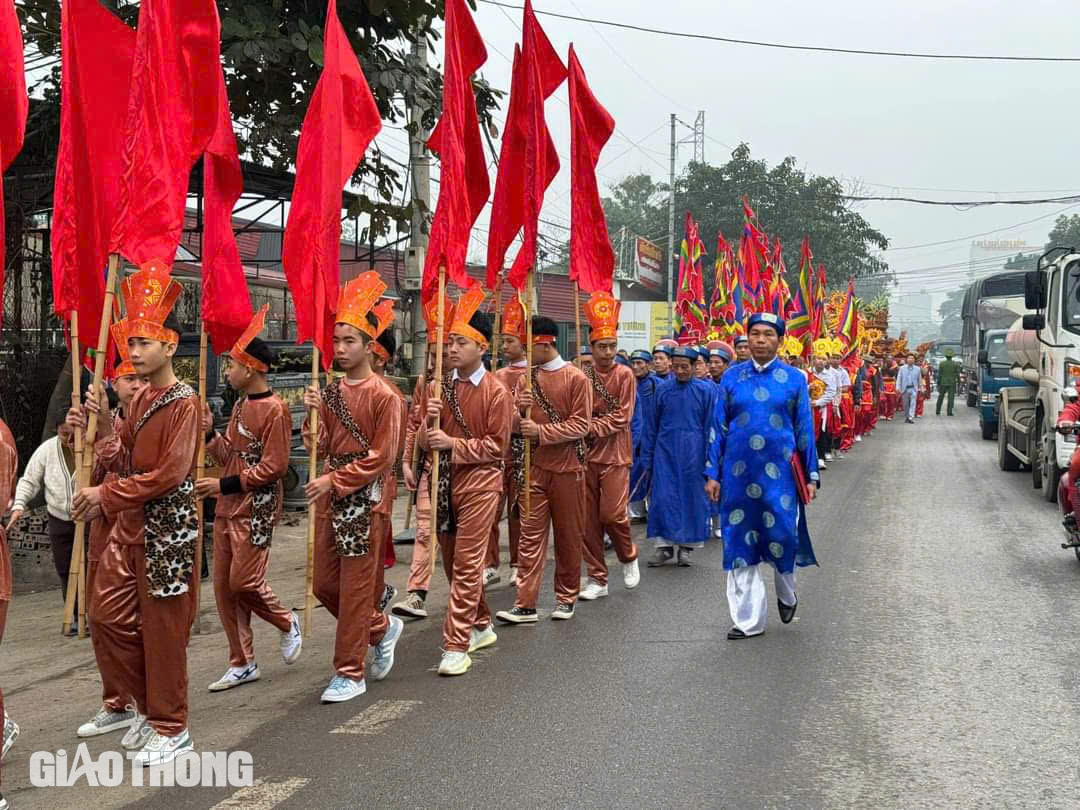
[468,311,493,343]
[161,312,183,341]
[377,326,396,358]
[245,337,276,369]
[531,315,559,338]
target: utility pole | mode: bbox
[405,31,431,374]
[667,112,676,338]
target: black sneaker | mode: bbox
[1064,513,1077,531]
[495,606,538,624]
[676,548,692,567]
[378,584,396,613]
[551,602,575,620]
[647,547,674,567]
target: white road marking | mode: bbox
[331,699,423,735]
[211,777,310,809]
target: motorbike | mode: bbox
[1056,387,1080,559]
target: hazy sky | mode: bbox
[385,0,1080,329]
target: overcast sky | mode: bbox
[386,0,1080,329]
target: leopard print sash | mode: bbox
[530,368,586,465]
[583,364,620,449]
[233,399,278,549]
[432,379,473,534]
[323,380,380,557]
[130,383,199,599]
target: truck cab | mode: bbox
[975,329,1010,439]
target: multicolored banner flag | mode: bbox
[812,263,828,339]
[675,211,708,338]
[786,236,813,350]
[837,277,858,349]
[709,230,734,328]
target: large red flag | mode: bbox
[201,69,251,354]
[423,0,490,299]
[108,0,222,267]
[484,44,524,291]
[282,0,381,369]
[567,45,614,295]
[1,0,27,330]
[51,0,133,367]
[504,0,565,291]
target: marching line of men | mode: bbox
[0,261,895,796]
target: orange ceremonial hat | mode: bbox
[336,271,388,336]
[585,291,620,343]
[501,295,526,343]
[449,283,489,348]
[368,299,396,361]
[109,317,137,378]
[422,293,455,343]
[230,304,270,373]
[121,260,183,344]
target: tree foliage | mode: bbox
[597,144,891,295]
[17,0,503,239]
[1046,214,1080,252]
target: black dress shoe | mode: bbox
[727,627,758,640]
[778,598,798,624]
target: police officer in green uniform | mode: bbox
[936,348,960,416]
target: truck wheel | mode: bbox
[999,408,1020,471]
[981,419,995,440]
[1042,417,1061,503]
[1031,418,1043,487]
[967,390,977,408]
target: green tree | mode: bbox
[1005,251,1038,271]
[1046,214,1080,252]
[937,286,966,341]
[17,0,502,239]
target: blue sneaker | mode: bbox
[320,675,366,703]
[370,616,404,681]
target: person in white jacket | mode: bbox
[6,423,78,623]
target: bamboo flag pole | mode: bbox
[191,326,208,634]
[65,254,121,636]
[491,276,502,373]
[573,280,582,368]
[428,265,446,579]
[523,270,534,518]
[63,313,87,638]
[303,342,320,638]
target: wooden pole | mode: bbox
[191,327,208,633]
[573,280,582,368]
[491,276,502,373]
[523,272,533,519]
[428,265,446,579]
[303,345,320,638]
[65,254,121,636]
[65,313,88,638]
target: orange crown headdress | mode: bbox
[121,260,183,344]
[110,317,137,378]
[336,271,388,336]
[368,299,396,361]
[230,304,270,372]
[449,283,489,348]
[422,293,455,344]
[584,291,621,342]
[501,295,526,343]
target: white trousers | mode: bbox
[726,563,797,636]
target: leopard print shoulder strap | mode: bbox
[441,377,474,440]
[133,383,196,437]
[530,367,586,463]
[584,364,620,416]
[323,379,371,453]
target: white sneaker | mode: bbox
[623,559,641,589]
[321,675,366,703]
[121,714,151,751]
[483,567,501,587]
[824,452,834,461]
[1,712,18,762]
[468,624,498,653]
[579,578,608,601]
[208,662,260,692]
[438,651,472,676]
[855,435,862,442]
[392,592,428,618]
[132,728,193,767]
[77,705,137,738]
[818,459,827,470]
[370,616,403,681]
[280,611,303,665]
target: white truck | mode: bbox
[996,248,1080,501]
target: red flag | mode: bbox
[675,212,707,337]
[282,0,381,369]
[567,45,614,295]
[201,69,251,354]
[108,0,222,266]
[423,0,490,298]
[1,0,27,330]
[50,0,134,366]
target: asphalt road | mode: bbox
[6,408,1080,809]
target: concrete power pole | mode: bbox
[667,113,676,338]
[405,32,431,374]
